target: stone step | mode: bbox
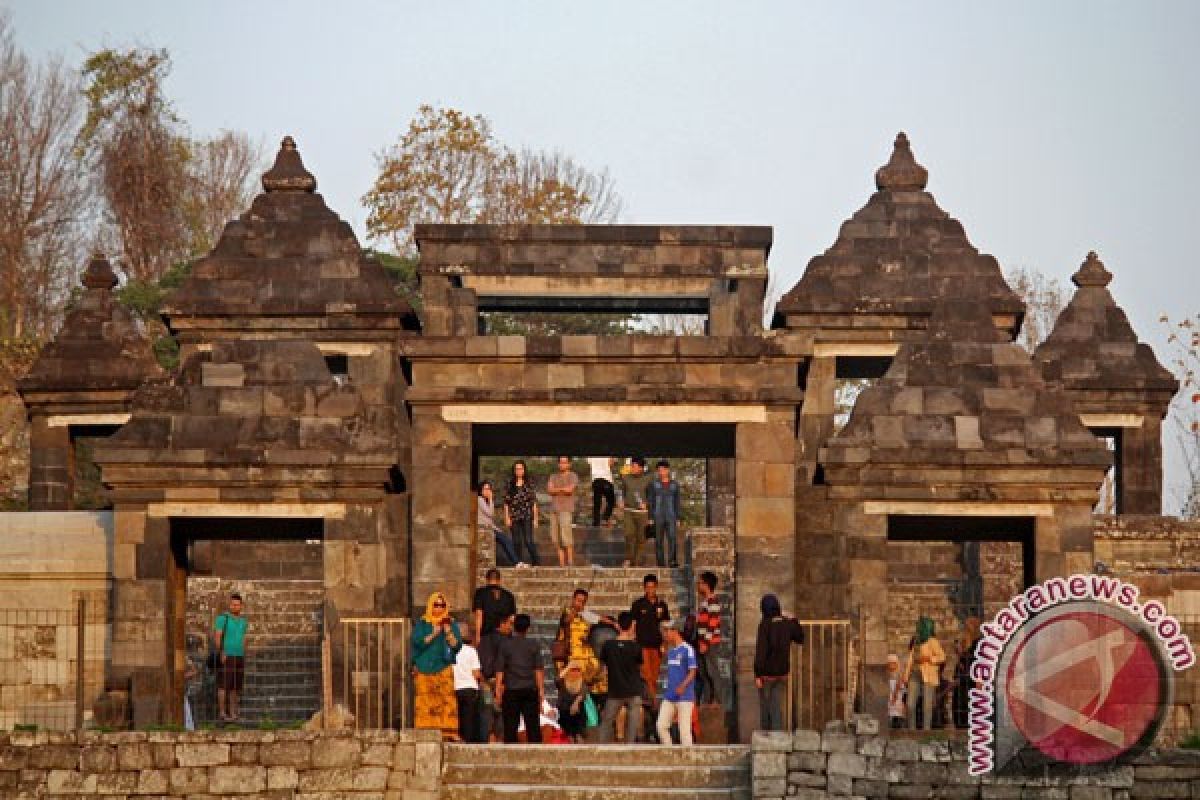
[441,785,748,800]
[443,764,750,791]
[511,593,687,611]
[444,744,749,768]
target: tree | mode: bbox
[364,105,622,254]
[0,13,93,339]
[1163,313,1200,518]
[1006,266,1068,352]
[80,47,260,284]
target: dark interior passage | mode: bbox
[472,422,736,458]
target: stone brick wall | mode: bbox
[752,722,1200,800]
[0,729,441,799]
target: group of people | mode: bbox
[887,615,981,731]
[476,456,684,569]
[411,568,726,744]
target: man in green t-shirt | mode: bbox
[214,593,249,722]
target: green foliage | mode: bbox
[114,259,191,371]
[481,312,636,336]
[1180,731,1200,749]
[79,47,174,148]
[370,250,421,309]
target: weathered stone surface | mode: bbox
[208,764,267,794]
[175,742,230,767]
[310,736,361,768]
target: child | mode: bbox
[887,653,905,729]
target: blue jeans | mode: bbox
[654,514,677,566]
[494,531,518,567]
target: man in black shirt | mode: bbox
[496,614,544,743]
[630,573,670,705]
[473,568,517,645]
[599,611,643,743]
[478,613,514,742]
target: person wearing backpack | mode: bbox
[213,593,249,723]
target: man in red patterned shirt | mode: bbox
[696,571,724,706]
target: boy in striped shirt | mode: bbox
[696,571,723,706]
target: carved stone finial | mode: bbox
[81,252,118,290]
[875,132,929,191]
[262,135,317,193]
[1072,250,1113,288]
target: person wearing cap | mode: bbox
[556,659,592,743]
[656,618,698,745]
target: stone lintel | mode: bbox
[145,502,347,519]
[439,403,769,424]
[1079,412,1145,429]
[46,412,131,428]
[314,342,379,356]
[812,342,900,358]
[463,274,716,296]
[862,500,1056,517]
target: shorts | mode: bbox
[219,656,245,692]
[550,511,574,548]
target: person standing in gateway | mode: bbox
[588,456,616,527]
[213,593,249,723]
[546,456,580,567]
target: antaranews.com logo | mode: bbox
[968,574,1196,775]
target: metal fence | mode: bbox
[340,617,410,730]
[0,600,107,731]
[787,619,856,732]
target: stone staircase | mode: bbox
[493,565,691,707]
[187,578,324,724]
[523,522,666,568]
[441,743,751,799]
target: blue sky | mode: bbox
[11,1,1200,506]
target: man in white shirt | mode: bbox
[588,456,616,527]
[453,621,485,742]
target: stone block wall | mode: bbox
[0,512,112,731]
[0,728,441,799]
[752,723,1200,800]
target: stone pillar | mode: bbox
[409,407,473,613]
[734,410,796,741]
[109,512,173,727]
[842,506,888,723]
[706,458,736,527]
[797,357,836,483]
[28,415,71,509]
[1121,416,1164,514]
[1038,504,1096,581]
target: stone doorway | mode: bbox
[171,517,324,726]
[884,515,1033,728]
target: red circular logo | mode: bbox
[1004,610,1165,764]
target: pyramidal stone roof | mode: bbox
[1034,251,1178,395]
[822,299,1110,473]
[774,133,1024,332]
[18,254,164,395]
[163,136,418,335]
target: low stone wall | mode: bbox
[0,728,441,799]
[752,722,1200,799]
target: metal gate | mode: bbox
[787,619,855,731]
[339,618,409,729]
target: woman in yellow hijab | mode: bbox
[411,591,463,739]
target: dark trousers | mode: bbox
[758,678,786,731]
[501,687,541,743]
[456,688,481,742]
[698,649,723,706]
[511,517,538,566]
[654,514,678,567]
[591,478,615,526]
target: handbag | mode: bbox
[644,521,656,540]
[551,629,570,663]
[583,693,599,727]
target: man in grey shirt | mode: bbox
[496,614,545,742]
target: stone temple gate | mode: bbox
[12,132,1186,740]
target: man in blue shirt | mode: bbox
[214,593,249,723]
[656,619,697,745]
[645,460,682,568]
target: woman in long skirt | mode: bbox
[412,591,463,739]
